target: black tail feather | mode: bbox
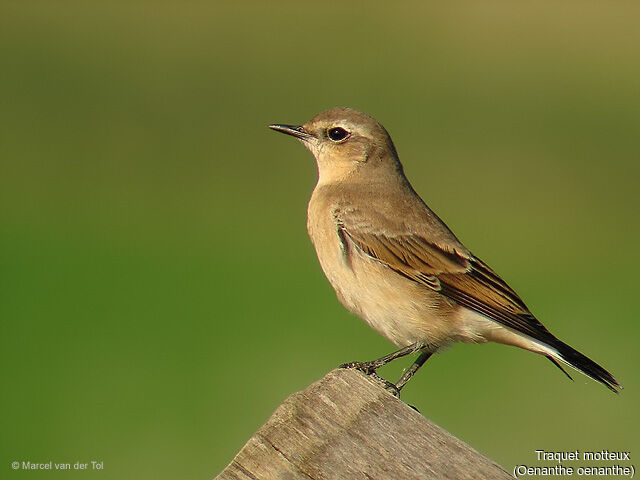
[550,339,621,393]
[546,355,573,382]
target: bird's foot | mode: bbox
[340,362,401,397]
[381,379,401,397]
[339,360,379,375]
[369,372,401,397]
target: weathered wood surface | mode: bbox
[215,368,512,480]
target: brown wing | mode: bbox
[339,225,555,344]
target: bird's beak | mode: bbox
[268,124,315,142]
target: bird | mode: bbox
[269,107,620,394]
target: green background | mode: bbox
[1,2,638,478]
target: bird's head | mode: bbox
[270,107,403,185]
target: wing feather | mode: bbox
[338,221,555,344]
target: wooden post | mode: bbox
[215,368,513,480]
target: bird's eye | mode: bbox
[327,127,350,142]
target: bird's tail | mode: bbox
[545,338,621,393]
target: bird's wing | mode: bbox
[336,216,554,344]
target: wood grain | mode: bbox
[215,368,513,480]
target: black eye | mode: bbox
[327,127,350,142]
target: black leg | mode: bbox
[394,350,434,392]
[340,342,424,374]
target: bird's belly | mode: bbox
[317,242,465,349]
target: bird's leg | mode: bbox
[340,342,424,374]
[394,350,434,392]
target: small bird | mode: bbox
[269,107,620,394]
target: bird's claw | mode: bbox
[382,381,401,397]
[340,362,401,397]
[340,362,376,375]
[339,360,378,375]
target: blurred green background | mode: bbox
[1,1,638,478]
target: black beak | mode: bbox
[268,124,315,141]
